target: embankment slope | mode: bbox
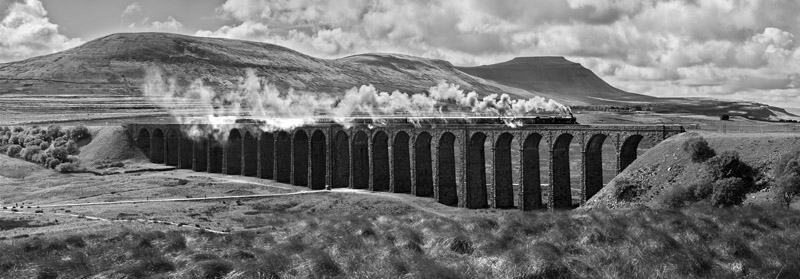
[582,132,800,209]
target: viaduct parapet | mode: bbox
[127,118,684,210]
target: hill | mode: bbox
[461,57,797,120]
[582,132,800,209]
[0,32,539,100]
[457,57,657,105]
[0,32,795,123]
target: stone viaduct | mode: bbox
[127,117,684,210]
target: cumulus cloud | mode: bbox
[196,0,800,108]
[150,16,183,32]
[0,0,83,63]
[121,2,141,18]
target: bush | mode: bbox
[710,177,749,207]
[705,151,755,182]
[5,145,22,157]
[55,162,83,173]
[65,140,79,155]
[68,126,90,141]
[720,114,730,120]
[20,145,41,161]
[772,150,800,208]
[682,137,716,163]
[773,173,800,208]
[45,125,63,141]
[775,148,800,177]
[46,147,69,162]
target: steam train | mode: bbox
[233,113,578,126]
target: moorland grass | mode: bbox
[1,206,799,278]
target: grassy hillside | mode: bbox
[0,33,537,100]
[582,132,800,209]
[458,57,657,105]
[2,207,800,278]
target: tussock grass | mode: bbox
[1,207,800,278]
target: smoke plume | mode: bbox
[142,67,571,141]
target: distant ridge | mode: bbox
[458,56,657,105]
[0,32,541,100]
[0,32,794,120]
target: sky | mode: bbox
[1,0,799,110]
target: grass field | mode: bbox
[2,206,800,278]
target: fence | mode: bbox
[684,123,800,133]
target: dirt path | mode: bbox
[36,190,329,208]
[35,188,450,217]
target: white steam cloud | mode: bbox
[142,67,571,141]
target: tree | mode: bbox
[720,114,730,120]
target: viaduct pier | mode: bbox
[128,117,684,210]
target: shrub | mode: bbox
[55,162,83,173]
[720,114,730,120]
[46,147,69,161]
[68,126,90,141]
[710,177,749,206]
[45,125,63,141]
[705,151,755,182]
[45,158,61,169]
[20,145,41,161]
[773,173,800,208]
[683,175,714,201]
[775,148,800,177]
[65,140,79,154]
[772,150,800,208]
[683,137,716,163]
[5,145,22,157]
[9,135,20,145]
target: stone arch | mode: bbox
[584,134,608,200]
[620,134,644,172]
[332,130,350,188]
[179,133,192,169]
[208,136,223,173]
[151,128,165,164]
[437,132,457,206]
[242,131,258,176]
[352,131,369,189]
[466,132,488,209]
[552,133,574,209]
[310,130,326,189]
[136,129,151,160]
[522,133,543,209]
[225,129,242,175]
[166,129,180,166]
[372,131,390,191]
[259,132,274,179]
[392,131,411,193]
[414,132,433,197]
[275,131,291,183]
[293,130,309,186]
[193,136,208,172]
[494,132,515,208]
